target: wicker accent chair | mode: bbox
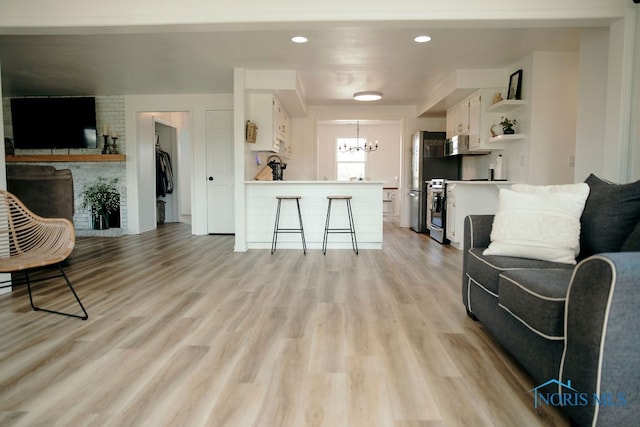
[0,190,87,320]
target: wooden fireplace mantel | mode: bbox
[5,154,126,163]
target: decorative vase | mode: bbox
[93,209,110,230]
[503,127,515,135]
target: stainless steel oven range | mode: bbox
[429,178,447,244]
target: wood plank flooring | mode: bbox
[0,222,570,427]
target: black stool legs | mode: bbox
[271,196,307,254]
[322,196,358,255]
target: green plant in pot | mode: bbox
[81,178,120,230]
[500,116,518,135]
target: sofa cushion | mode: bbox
[6,164,75,220]
[483,184,590,264]
[498,269,574,340]
[466,248,572,295]
[579,174,640,259]
[7,164,57,177]
[621,221,640,251]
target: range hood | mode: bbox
[445,135,490,156]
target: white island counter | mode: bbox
[245,181,383,250]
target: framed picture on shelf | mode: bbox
[507,69,523,100]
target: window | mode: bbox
[336,138,366,181]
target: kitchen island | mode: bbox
[245,181,383,250]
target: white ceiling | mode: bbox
[0,21,591,114]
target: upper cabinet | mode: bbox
[247,93,290,154]
[446,100,470,138]
[447,88,527,151]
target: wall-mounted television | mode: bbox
[10,97,98,149]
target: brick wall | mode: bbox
[2,96,128,232]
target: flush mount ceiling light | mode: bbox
[353,91,383,101]
[291,36,308,43]
[414,35,432,43]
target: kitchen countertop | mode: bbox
[446,180,517,185]
[245,180,384,184]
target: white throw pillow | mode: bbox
[483,183,590,264]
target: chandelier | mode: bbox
[338,121,379,153]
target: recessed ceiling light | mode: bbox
[353,91,383,101]
[291,36,308,43]
[414,35,432,43]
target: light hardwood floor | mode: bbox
[0,222,569,427]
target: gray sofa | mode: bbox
[6,164,75,221]
[462,174,639,427]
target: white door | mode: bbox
[206,110,234,234]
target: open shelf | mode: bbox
[487,99,526,113]
[5,154,125,163]
[489,134,526,143]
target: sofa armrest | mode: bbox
[462,215,495,313]
[463,215,494,252]
[561,252,640,427]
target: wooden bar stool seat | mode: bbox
[271,196,307,254]
[322,195,358,255]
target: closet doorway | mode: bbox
[154,119,180,224]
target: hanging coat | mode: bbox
[156,149,174,197]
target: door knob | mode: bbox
[208,176,214,181]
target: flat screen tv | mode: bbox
[10,97,98,149]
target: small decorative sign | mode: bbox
[246,120,258,143]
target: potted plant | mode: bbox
[81,178,120,230]
[499,116,518,135]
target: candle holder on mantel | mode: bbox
[110,136,118,154]
[102,134,110,154]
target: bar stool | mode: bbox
[383,191,394,220]
[322,195,358,255]
[271,196,307,254]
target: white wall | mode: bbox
[316,121,401,184]
[529,51,579,185]
[632,5,640,182]
[575,28,610,182]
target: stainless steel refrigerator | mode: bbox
[409,131,460,233]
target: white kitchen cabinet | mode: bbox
[279,101,292,158]
[455,101,470,136]
[468,88,508,151]
[247,93,289,153]
[446,111,456,139]
[447,100,470,137]
[445,184,456,242]
[426,184,433,232]
[467,93,482,150]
